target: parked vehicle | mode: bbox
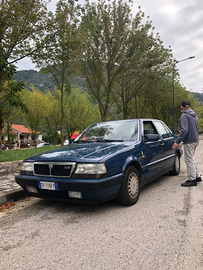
[64,139,69,145]
[3,141,15,149]
[69,134,79,144]
[37,142,51,148]
[2,144,6,151]
[16,119,182,206]
[20,140,30,148]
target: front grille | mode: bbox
[34,162,76,178]
[51,165,72,176]
[35,164,49,175]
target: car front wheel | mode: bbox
[169,153,180,175]
[117,166,140,206]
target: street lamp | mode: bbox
[172,56,195,134]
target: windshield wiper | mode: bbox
[73,139,87,144]
[102,139,123,142]
[74,139,99,143]
[73,138,124,143]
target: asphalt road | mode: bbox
[0,142,203,270]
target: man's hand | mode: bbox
[173,142,179,149]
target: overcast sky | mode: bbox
[16,0,203,93]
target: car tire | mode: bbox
[169,153,180,175]
[117,166,140,206]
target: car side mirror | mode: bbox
[144,134,159,142]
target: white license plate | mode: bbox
[38,181,58,190]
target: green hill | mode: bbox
[14,70,87,93]
[192,92,203,105]
[14,70,203,105]
[14,70,55,92]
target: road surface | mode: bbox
[0,142,203,270]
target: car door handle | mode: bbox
[160,143,165,146]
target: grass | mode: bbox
[0,145,61,162]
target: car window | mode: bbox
[75,120,139,142]
[143,121,158,135]
[153,121,172,139]
[162,123,173,137]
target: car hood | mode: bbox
[25,142,136,163]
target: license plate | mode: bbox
[38,181,58,190]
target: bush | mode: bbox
[42,132,61,145]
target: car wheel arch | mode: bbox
[117,163,141,206]
[169,151,180,176]
[123,160,141,179]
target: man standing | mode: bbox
[173,100,202,187]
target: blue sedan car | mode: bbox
[15,119,182,206]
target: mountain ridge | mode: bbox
[14,69,87,93]
[14,70,203,103]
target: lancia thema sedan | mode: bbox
[15,119,182,206]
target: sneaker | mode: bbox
[196,177,202,182]
[181,180,197,187]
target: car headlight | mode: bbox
[74,163,107,179]
[20,162,34,175]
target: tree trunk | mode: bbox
[60,86,64,146]
[0,114,4,152]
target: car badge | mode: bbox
[49,164,53,169]
[64,166,71,170]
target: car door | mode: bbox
[153,120,175,170]
[142,121,166,181]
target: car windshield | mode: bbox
[74,120,138,143]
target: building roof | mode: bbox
[11,124,32,134]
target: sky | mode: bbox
[16,0,203,93]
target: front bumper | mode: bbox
[15,174,123,205]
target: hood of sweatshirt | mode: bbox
[182,109,197,117]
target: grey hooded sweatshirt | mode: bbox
[175,108,199,145]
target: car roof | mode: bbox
[93,119,162,124]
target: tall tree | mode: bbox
[80,0,172,121]
[22,85,51,147]
[0,77,25,151]
[188,92,203,132]
[0,0,49,151]
[2,96,24,150]
[32,0,82,146]
[80,0,132,120]
[63,86,101,136]
[42,89,62,145]
[114,30,173,119]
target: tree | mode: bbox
[188,92,203,133]
[63,86,101,137]
[2,102,23,150]
[80,0,132,120]
[113,31,173,120]
[32,0,82,146]
[41,86,100,144]
[0,0,50,151]
[21,85,51,147]
[0,77,25,151]
[42,89,62,145]
[80,0,172,121]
